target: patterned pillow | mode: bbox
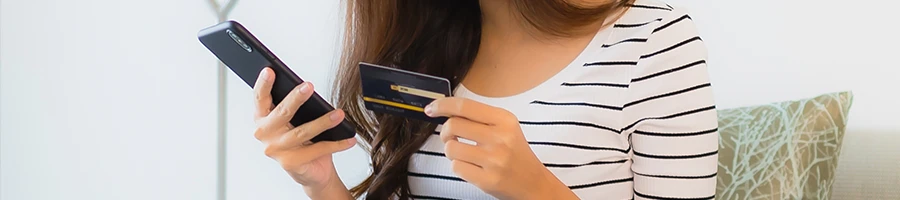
[716,91,854,200]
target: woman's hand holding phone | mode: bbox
[252,68,356,200]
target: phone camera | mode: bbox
[226,29,253,53]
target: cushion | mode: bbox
[716,91,854,199]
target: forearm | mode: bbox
[304,177,353,200]
[522,169,579,200]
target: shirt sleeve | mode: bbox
[622,6,720,200]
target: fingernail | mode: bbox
[329,111,342,121]
[298,83,311,93]
[260,69,270,80]
[424,104,433,116]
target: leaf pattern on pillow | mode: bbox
[716,92,854,200]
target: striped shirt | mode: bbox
[407,0,719,199]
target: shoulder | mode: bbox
[612,0,706,58]
[614,0,699,37]
[611,1,709,82]
[620,0,690,19]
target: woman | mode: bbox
[252,0,718,199]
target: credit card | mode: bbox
[358,62,451,124]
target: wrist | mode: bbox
[304,176,352,200]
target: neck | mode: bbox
[478,0,612,44]
[472,0,617,73]
[478,0,534,44]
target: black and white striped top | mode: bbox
[407,0,719,199]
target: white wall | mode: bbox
[1,0,363,199]
[0,0,222,199]
[668,0,900,132]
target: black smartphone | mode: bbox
[197,20,356,143]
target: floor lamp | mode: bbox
[206,1,238,200]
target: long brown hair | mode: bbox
[331,0,632,199]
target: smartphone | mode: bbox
[197,20,356,143]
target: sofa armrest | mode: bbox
[831,129,900,199]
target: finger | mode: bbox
[450,159,488,184]
[266,82,315,127]
[444,140,490,167]
[268,138,357,167]
[296,138,357,160]
[440,117,495,144]
[425,97,510,125]
[269,110,346,150]
[254,67,276,120]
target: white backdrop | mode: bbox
[0,0,220,199]
[0,0,362,199]
[668,0,900,133]
[2,0,898,200]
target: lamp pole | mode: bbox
[206,1,238,200]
